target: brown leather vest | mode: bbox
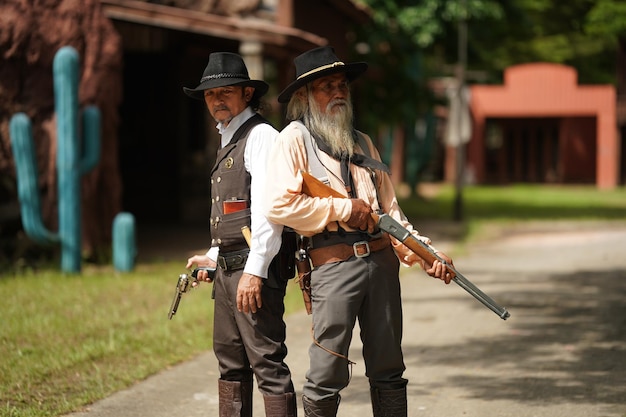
[209,114,266,253]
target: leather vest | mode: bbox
[209,114,266,252]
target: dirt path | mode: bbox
[66,220,626,417]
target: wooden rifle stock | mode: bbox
[300,170,345,199]
[299,170,510,320]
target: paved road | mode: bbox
[65,220,626,417]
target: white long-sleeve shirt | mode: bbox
[206,107,282,278]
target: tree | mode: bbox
[349,0,506,192]
[349,0,624,185]
[352,0,506,131]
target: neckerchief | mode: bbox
[310,130,391,174]
[309,129,390,196]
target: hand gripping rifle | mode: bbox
[300,171,510,320]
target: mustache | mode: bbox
[213,104,230,112]
[326,98,347,111]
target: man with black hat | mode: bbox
[184,52,297,417]
[263,46,455,417]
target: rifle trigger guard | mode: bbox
[353,241,370,258]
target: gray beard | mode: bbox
[304,94,355,157]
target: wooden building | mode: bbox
[99,0,371,225]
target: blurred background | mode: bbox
[1,3,625,416]
[1,0,624,266]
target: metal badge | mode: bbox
[225,157,234,169]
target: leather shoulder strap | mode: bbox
[231,113,268,145]
[212,113,269,174]
[293,120,329,184]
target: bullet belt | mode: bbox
[217,248,249,271]
[308,234,390,267]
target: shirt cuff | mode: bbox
[243,251,271,279]
[335,197,353,222]
[206,246,219,262]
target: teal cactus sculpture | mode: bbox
[10,46,101,273]
[112,212,136,272]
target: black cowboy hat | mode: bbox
[183,52,269,101]
[277,46,368,103]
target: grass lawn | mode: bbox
[401,183,626,222]
[1,183,625,416]
[0,262,303,417]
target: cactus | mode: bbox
[9,46,101,273]
[112,212,136,272]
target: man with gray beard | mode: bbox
[263,46,455,417]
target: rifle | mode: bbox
[300,170,510,320]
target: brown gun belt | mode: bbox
[308,234,390,267]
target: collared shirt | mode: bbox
[263,120,434,267]
[206,107,282,278]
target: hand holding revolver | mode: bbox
[186,255,217,287]
[168,265,216,319]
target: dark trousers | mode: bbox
[212,268,294,395]
[304,245,407,401]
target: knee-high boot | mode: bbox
[263,392,297,417]
[302,395,339,417]
[370,386,407,417]
[218,379,253,417]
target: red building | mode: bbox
[450,63,619,189]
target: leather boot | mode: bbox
[302,395,339,417]
[218,379,253,417]
[370,386,407,417]
[263,392,297,417]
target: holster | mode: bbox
[265,229,298,289]
[295,236,312,315]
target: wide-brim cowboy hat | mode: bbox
[183,52,269,101]
[277,46,368,103]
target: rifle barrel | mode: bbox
[377,213,510,320]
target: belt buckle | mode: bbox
[353,241,370,258]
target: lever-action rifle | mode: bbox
[300,170,510,320]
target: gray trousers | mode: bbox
[212,268,294,395]
[303,245,407,401]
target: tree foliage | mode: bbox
[585,0,626,43]
[351,0,506,132]
[350,0,625,132]
[487,0,624,84]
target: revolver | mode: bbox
[168,266,216,320]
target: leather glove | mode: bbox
[346,199,376,233]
